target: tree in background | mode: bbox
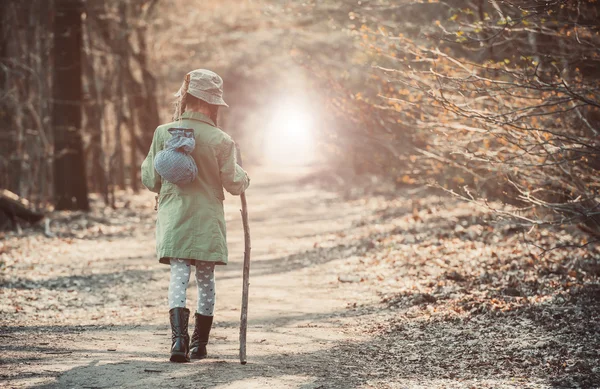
[317,0,600,237]
[52,0,89,211]
[83,0,160,205]
[0,1,54,207]
[0,0,160,213]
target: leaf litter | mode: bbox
[0,186,598,388]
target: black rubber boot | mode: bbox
[190,313,213,360]
[169,307,190,363]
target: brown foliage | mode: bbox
[317,0,600,235]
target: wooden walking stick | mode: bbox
[236,147,251,365]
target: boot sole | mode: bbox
[170,352,190,363]
[190,346,207,360]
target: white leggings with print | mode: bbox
[168,258,216,316]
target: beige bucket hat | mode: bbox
[174,69,228,107]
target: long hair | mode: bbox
[180,94,219,126]
[173,75,219,126]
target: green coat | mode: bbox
[141,111,250,266]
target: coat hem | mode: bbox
[158,248,227,266]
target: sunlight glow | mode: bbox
[263,100,316,166]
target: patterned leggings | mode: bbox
[168,258,216,316]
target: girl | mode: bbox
[141,69,250,362]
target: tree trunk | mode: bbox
[133,23,160,153]
[0,3,13,191]
[112,1,127,191]
[52,0,89,210]
[82,24,108,203]
[129,110,139,192]
[36,0,53,209]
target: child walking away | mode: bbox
[141,69,250,363]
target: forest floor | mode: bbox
[1,166,599,389]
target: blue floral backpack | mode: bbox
[153,128,198,185]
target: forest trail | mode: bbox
[2,166,598,389]
[1,167,382,389]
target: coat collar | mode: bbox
[180,111,216,127]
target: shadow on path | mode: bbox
[8,281,598,389]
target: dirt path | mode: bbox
[2,167,599,389]
[0,167,382,389]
